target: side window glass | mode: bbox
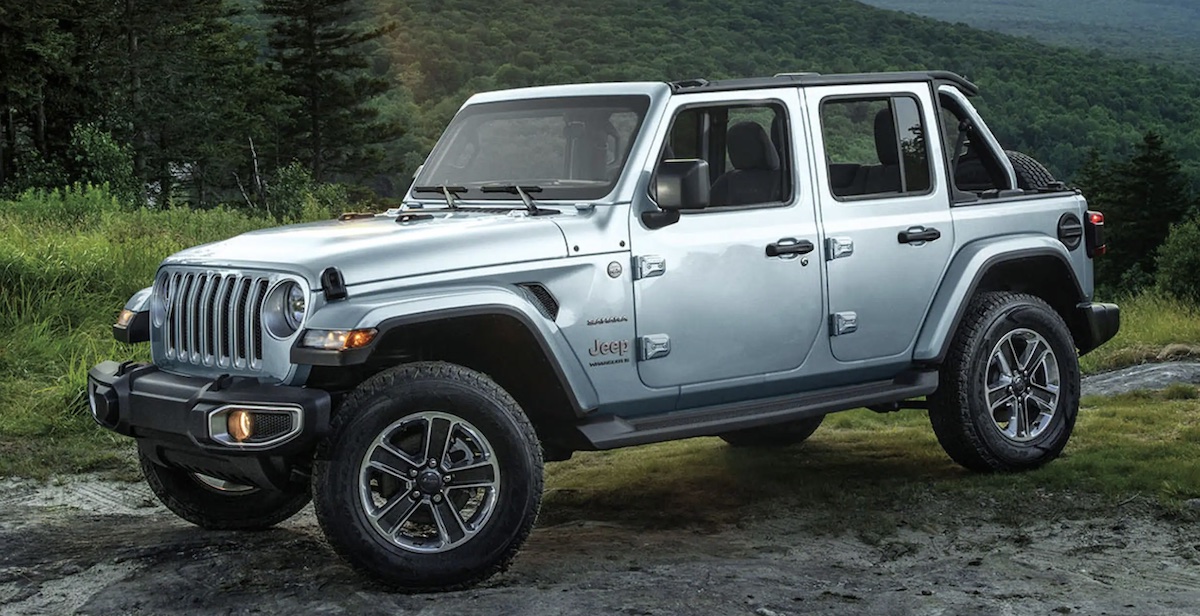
[658,103,791,209]
[820,96,932,199]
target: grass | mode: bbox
[544,390,1200,530]
[2,187,1199,523]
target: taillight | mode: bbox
[1085,210,1106,257]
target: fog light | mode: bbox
[115,309,136,328]
[227,410,254,442]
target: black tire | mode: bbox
[719,416,824,448]
[1006,150,1057,190]
[140,454,310,530]
[928,292,1080,472]
[312,361,543,592]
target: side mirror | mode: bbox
[644,159,709,229]
[656,159,710,210]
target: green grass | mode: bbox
[2,186,1200,524]
[1079,293,1200,373]
[544,391,1200,529]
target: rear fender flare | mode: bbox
[914,235,1085,363]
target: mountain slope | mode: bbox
[858,0,1200,67]
[366,0,1200,183]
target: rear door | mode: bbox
[805,83,954,362]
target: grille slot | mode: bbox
[159,269,269,372]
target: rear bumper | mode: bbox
[1076,302,1120,356]
[87,361,331,489]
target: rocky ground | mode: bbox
[1,363,1199,615]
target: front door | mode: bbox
[805,83,955,363]
[630,90,824,390]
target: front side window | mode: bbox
[821,96,932,199]
[416,95,651,201]
[659,102,791,208]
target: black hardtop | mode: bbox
[669,70,978,97]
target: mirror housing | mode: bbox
[656,159,710,210]
[644,159,710,230]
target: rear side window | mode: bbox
[820,96,932,199]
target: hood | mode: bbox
[163,211,569,288]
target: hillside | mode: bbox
[368,0,1200,184]
[858,0,1200,67]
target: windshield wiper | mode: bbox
[479,184,558,216]
[412,185,467,210]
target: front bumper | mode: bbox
[87,361,331,489]
[1076,302,1121,356]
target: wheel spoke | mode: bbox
[1012,398,1029,439]
[1002,337,1022,376]
[374,493,421,533]
[369,443,420,479]
[990,393,1016,412]
[432,495,468,543]
[422,417,454,466]
[446,461,497,489]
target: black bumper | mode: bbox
[87,361,331,490]
[1076,302,1121,356]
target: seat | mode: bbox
[857,109,902,194]
[711,122,782,206]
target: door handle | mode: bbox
[766,238,815,258]
[898,226,942,244]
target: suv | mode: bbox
[89,71,1119,591]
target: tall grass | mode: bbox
[0,185,325,475]
[1080,293,1200,373]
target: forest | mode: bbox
[1,0,1199,297]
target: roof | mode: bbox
[467,81,672,104]
[668,71,979,97]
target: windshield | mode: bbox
[414,95,651,201]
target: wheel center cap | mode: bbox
[417,470,442,494]
[1013,376,1028,394]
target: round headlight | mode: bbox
[285,283,306,330]
[264,281,307,339]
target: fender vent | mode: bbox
[517,283,559,321]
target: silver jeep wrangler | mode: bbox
[89,71,1119,591]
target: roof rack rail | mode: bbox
[773,72,821,78]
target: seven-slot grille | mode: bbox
[158,270,270,371]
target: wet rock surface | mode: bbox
[1,476,1198,615]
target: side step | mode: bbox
[577,370,938,450]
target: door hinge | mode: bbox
[830,312,858,336]
[639,334,671,360]
[826,237,854,261]
[634,255,666,280]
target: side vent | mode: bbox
[517,283,560,321]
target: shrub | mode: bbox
[269,162,346,221]
[1155,217,1200,304]
[69,124,141,206]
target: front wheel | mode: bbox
[929,292,1080,472]
[140,454,310,530]
[313,362,543,592]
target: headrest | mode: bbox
[727,122,780,171]
[875,109,899,166]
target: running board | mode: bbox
[577,370,938,450]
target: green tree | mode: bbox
[262,0,400,182]
[1081,133,1196,295]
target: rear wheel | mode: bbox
[140,454,310,530]
[929,292,1080,472]
[720,416,824,448]
[313,362,542,592]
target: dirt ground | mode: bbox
[0,474,1198,616]
[4,363,1200,615]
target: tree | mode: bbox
[1078,133,1197,295]
[262,0,400,182]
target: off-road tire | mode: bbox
[929,292,1080,472]
[1006,150,1057,190]
[312,361,543,592]
[140,454,311,530]
[719,416,824,448]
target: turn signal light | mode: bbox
[115,309,136,328]
[300,328,378,350]
[227,409,254,442]
[1089,212,1104,225]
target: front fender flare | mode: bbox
[291,284,599,414]
[913,235,1085,364]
